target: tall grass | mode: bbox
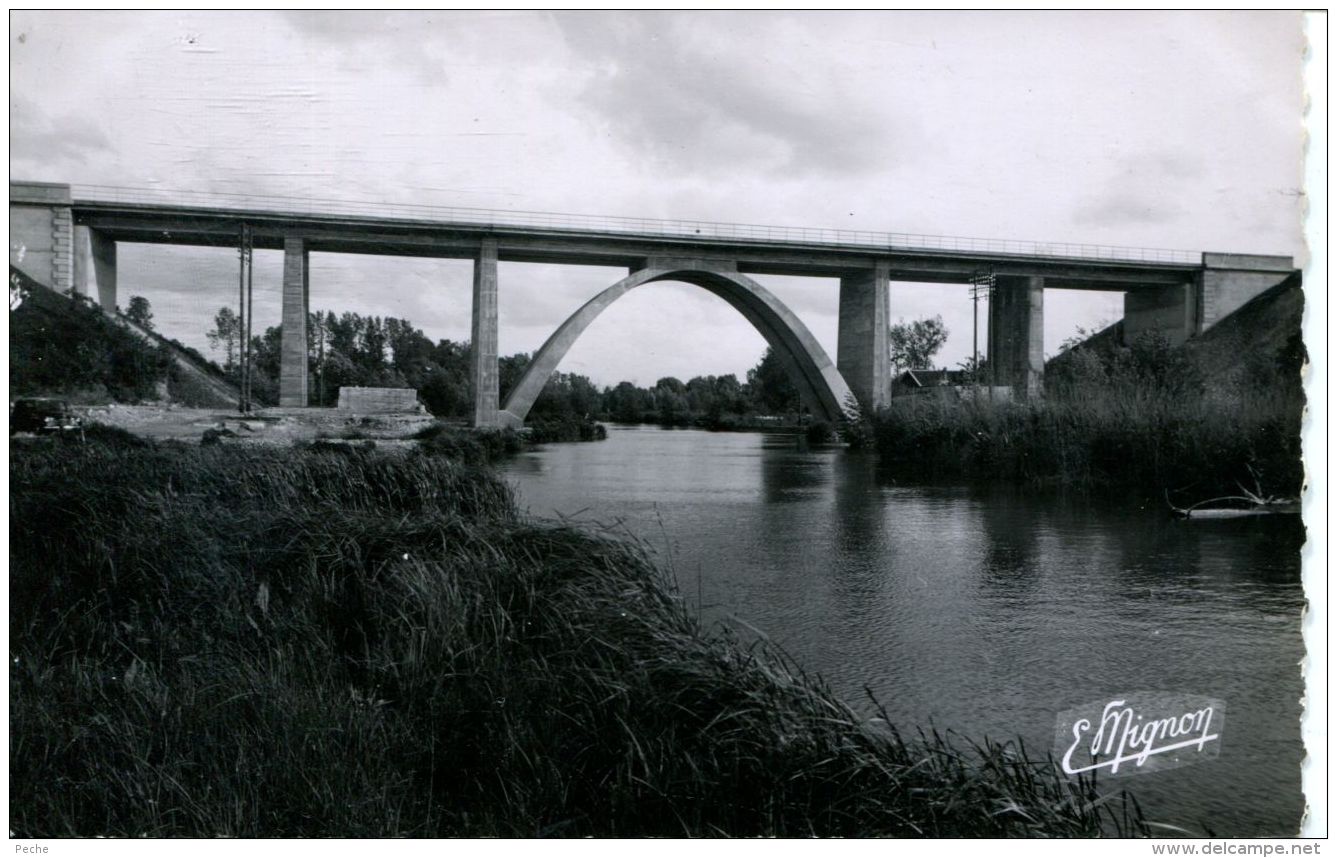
[874,339,1304,498]
[874,390,1302,497]
[11,433,1143,837]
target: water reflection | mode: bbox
[500,427,1305,836]
[976,491,1042,600]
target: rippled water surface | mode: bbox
[499,426,1307,836]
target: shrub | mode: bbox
[804,420,835,445]
[413,421,526,464]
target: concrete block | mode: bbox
[336,387,423,413]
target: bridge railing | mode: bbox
[70,184,1201,266]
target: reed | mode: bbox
[10,433,1144,837]
[872,383,1302,498]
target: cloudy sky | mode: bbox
[10,11,1308,386]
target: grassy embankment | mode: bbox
[872,282,1306,499]
[10,269,237,408]
[10,428,1143,837]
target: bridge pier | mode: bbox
[837,262,891,415]
[279,238,309,407]
[73,225,117,311]
[1123,282,1198,346]
[988,275,1044,399]
[470,238,501,427]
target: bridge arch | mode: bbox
[499,267,858,427]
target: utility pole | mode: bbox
[238,223,254,413]
[968,269,994,387]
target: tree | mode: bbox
[604,381,653,422]
[359,316,388,373]
[206,306,241,370]
[654,376,686,396]
[498,353,530,403]
[956,354,986,385]
[1056,319,1114,355]
[746,347,800,415]
[653,376,689,421]
[249,325,284,406]
[385,317,434,375]
[889,315,948,370]
[712,374,747,414]
[125,295,154,331]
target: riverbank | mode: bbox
[874,280,1305,498]
[871,389,1302,498]
[10,430,1142,837]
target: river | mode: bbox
[498,425,1307,837]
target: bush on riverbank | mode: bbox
[526,413,608,443]
[10,434,1142,837]
[411,416,605,460]
[873,389,1302,497]
[874,322,1304,498]
[412,421,527,464]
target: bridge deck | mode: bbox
[40,184,1206,289]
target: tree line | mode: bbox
[189,298,956,421]
[202,304,817,424]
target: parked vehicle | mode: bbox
[10,398,83,436]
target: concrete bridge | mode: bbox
[10,181,1298,425]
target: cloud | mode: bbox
[554,13,893,179]
[1071,195,1185,229]
[9,96,112,169]
[1069,150,1200,230]
[281,10,452,84]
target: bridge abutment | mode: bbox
[837,262,890,414]
[9,181,73,292]
[279,238,309,407]
[988,275,1044,399]
[470,238,501,427]
[1122,253,1293,347]
[1198,253,1296,333]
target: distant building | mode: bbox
[891,369,969,396]
[891,369,1012,403]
